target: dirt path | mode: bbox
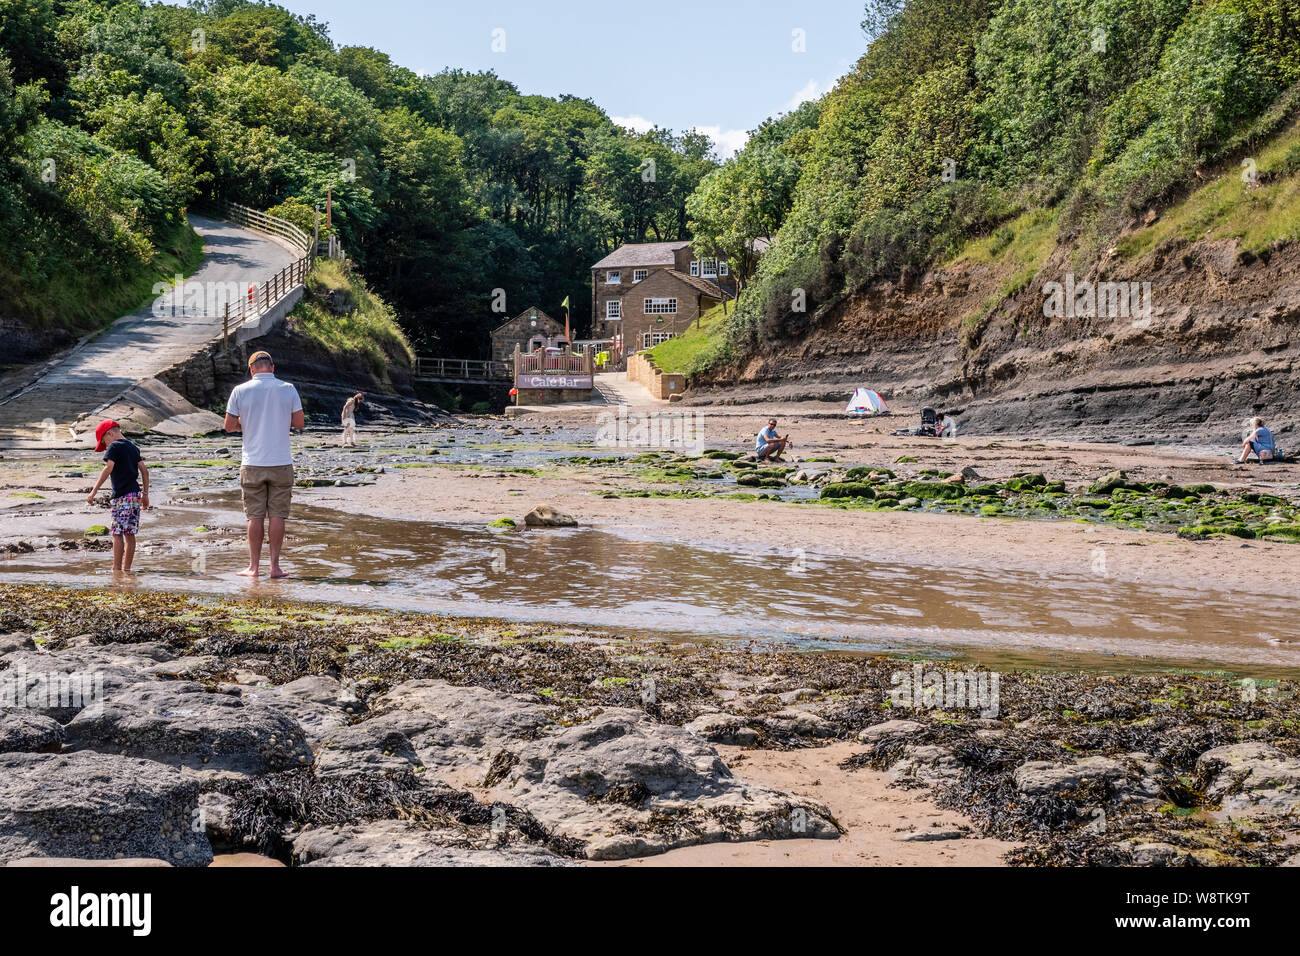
[0,214,297,443]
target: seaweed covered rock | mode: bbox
[1196,742,1300,816]
[0,751,211,866]
[820,481,876,499]
[64,681,313,775]
[493,708,840,859]
[1088,470,1145,495]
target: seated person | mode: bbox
[935,411,957,438]
[755,418,791,461]
[1238,417,1278,463]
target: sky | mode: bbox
[272,0,869,157]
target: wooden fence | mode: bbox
[217,200,313,252]
[412,357,511,382]
[221,256,312,351]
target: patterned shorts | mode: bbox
[110,492,142,536]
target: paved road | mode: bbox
[0,214,297,444]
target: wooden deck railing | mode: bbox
[221,255,312,351]
[413,357,511,381]
[514,351,593,374]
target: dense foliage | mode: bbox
[703,0,1300,370]
[0,0,718,351]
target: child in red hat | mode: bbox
[86,420,150,572]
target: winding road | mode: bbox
[0,214,297,444]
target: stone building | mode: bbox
[489,307,567,363]
[589,242,735,352]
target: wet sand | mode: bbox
[2,403,1298,673]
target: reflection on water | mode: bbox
[3,495,1298,673]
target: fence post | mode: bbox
[223,304,229,353]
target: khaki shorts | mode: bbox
[240,465,294,519]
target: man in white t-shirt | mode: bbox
[224,350,304,578]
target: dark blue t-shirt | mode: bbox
[103,439,142,499]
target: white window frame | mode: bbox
[605,299,622,320]
[642,331,676,349]
[689,260,699,277]
[644,297,677,315]
[606,270,621,284]
[719,260,729,276]
[632,269,648,282]
[701,257,718,279]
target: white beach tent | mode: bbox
[845,387,888,415]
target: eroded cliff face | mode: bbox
[691,232,1300,447]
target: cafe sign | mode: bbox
[518,373,593,389]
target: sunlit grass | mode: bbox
[1117,121,1300,260]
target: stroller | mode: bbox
[919,407,938,438]
[891,407,941,438]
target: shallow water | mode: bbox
[3,493,1298,675]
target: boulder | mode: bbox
[890,744,963,786]
[314,723,424,778]
[0,644,166,721]
[0,709,64,753]
[369,679,552,772]
[240,676,358,746]
[292,820,574,867]
[684,713,759,746]
[494,708,839,860]
[523,504,578,528]
[0,751,211,866]
[0,633,35,655]
[1196,742,1300,816]
[1013,756,1127,795]
[64,681,313,775]
[857,719,926,743]
[1121,841,1188,866]
[764,709,837,737]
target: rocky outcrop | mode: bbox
[292,820,575,867]
[65,681,313,775]
[493,708,839,860]
[0,751,212,866]
[1197,742,1300,817]
[0,710,64,753]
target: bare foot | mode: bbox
[237,567,260,577]
[268,567,288,579]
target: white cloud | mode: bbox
[696,125,750,159]
[784,79,821,112]
[612,114,655,134]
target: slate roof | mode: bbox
[648,270,732,299]
[490,306,564,335]
[592,241,691,269]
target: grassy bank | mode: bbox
[2,218,203,335]
[289,257,414,377]
[646,302,730,375]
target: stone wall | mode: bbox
[627,353,687,400]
